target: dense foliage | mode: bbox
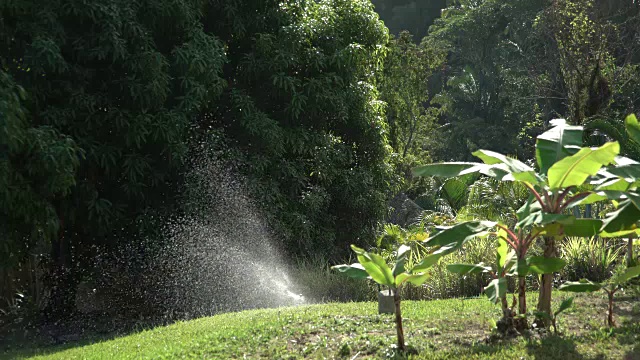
[208,0,392,256]
[1,0,392,317]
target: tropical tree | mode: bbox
[0,69,80,274]
[2,0,228,317]
[443,220,565,332]
[206,0,393,258]
[447,234,518,332]
[414,117,640,327]
[378,30,445,193]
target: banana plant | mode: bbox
[493,225,566,318]
[559,265,640,327]
[332,244,443,352]
[413,117,640,325]
[447,236,516,328]
[445,223,565,332]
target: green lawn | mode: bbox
[3,292,639,359]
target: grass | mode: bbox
[2,292,639,359]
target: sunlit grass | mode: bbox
[3,292,639,359]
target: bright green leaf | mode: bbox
[555,297,574,317]
[563,219,603,237]
[404,272,430,286]
[527,256,566,274]
[447,263,492,275]
[332,263,369,279]
[395,273,410,287]
[351,245,394,286]
[424,221,496,255]
[559,280,602,292]
[625,114,640,145]
[484,277,507,304]
[473,149,542,184]
[496,237,509,269]
[547,142,620,190]
[612,265,640,285]
[536,119,583,175]
[602,199,640,235]
[411,253,442,272]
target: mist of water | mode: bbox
[156,151,306,317]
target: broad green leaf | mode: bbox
[608,164,640,182]
[536,119,583,175]
[496,237,509,269]
[602,199,640,235]
[480,164,511,180]
[484,277,507,304]
[516,195,542,223]
[502,251,517,275]
[612,265,640,285]
[392,257,406,277]
[411,253,442,272]
[547,142,620,190]
[424,221,496,255]
[412,162,488,178]
[351,245,394,286]
[559,280,602,292]
[555,297,574,317]
[332,263,369,279]
[395,273,410,287]
[594,178,632,192]
[473,149,542,185]
[392,245,411,276]
[601,228,640,238]
[625,114,640,145]
[517,212,573,229]
[527,256,566,274]
[403,272,431,286]
[446,263,492,275]
[562,219,603,237]
[578,190,627,205]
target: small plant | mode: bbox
[332,244,442,353]
[560,265,640,327]
[447,237,517,333]
[533,297,574,334]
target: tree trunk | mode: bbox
[518,276,527,315]
[393,289,406,352]
[536,236,557,327]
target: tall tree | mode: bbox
[378,31,446,193]
[1,0,227,317]
[203,0,393,257]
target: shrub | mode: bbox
[560,237,623,283]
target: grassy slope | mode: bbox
[4,292,640,360]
